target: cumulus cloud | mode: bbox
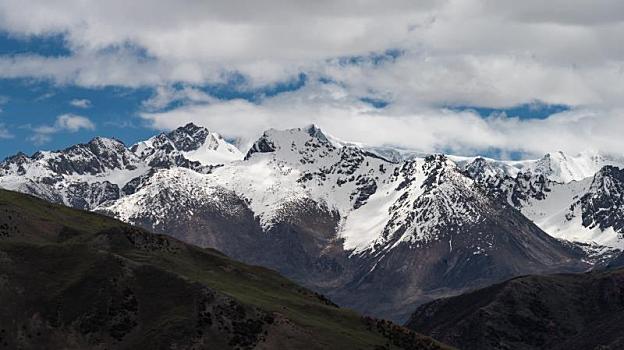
[55,114,96,131]
[69,98,91,108]
[0,0,622,109]
[140,82,624,158]
[29,114,95,144]
[142,85,216,111]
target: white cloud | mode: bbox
[27,132,52,145]
[0,123,13,139]
[29,114,95,144]
[0,1,623,156]
[142,85,216,111]
[0,0,622,109]
[55,114,96,131]
[69,98,91,108]
[140,82,624,158]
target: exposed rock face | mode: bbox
[406,268,624,350]
[166,122,211,151]
[64,181,120,210]
[464,156,554,207]
[244,133,277,159]
[44,137,139,175]
[329,155,586,321]
[0,123,241,210]
[577,166,624,233]
[462,154,624,249]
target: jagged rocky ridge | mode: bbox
[2,123,623,321]
[459,153,624,249]
[0,123,241,210]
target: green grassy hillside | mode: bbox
[0,189,450,350]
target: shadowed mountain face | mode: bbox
[0,189,450,350]
[406,268,624,350]
[576,166,624,233]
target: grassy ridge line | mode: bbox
[0,189,452,349]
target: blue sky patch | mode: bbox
[0,72,309,158]
[450,101,571,120]
[201,72,307,103]
[0,29,312,158]
[360,97,389,109]
[335,48,404,66]
[0,32,71,57]
[0,79,155,157]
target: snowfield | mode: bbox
[2,122,624,253]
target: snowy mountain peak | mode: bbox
[131,123,242,167]
[533,165,624,248]
[465,157,493,175]
[303,123,330,143]
[2,151,29,165]
[0,152,31,176]
[20,137,140,176]
[578,165,624,233]
[423,154,452,167]
[590,165,624,190]
[530,151,570,182]
[244,125,335,161]
[420,154,464,182]
[67,136,127,156]
[362,154,511,255]
[528,151,624,183]
[132,123,210,155]
[165,122,211,152]
[88,136,126,149]
[580,165,624,233]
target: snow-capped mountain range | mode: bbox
[1,122,622,321]
[461,152,624,249]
